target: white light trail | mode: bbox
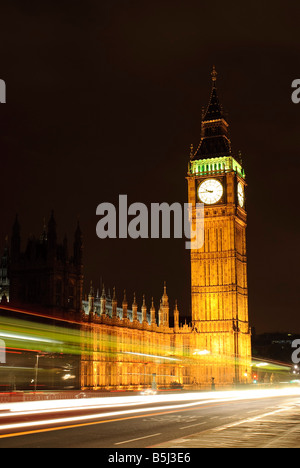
[123,351,180,361]
[0,387,299,434]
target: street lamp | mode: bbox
[34,354,39,392]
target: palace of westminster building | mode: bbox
[1,69,252,390]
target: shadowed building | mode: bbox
[9,212,83,319]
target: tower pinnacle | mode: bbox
[192,67,231,160]
[211,65,217,84]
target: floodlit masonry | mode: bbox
[80,281,250,390]
[1,68,251,391]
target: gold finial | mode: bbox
[190,143,194,158]
[211,65,217,83]
[133,292,137,306]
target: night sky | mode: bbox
[0,1,300,333]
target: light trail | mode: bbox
[0,400,226,432]
[0,387,299,433]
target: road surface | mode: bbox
[0,388,299,448]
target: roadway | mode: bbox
[0,388,300,448]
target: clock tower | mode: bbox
[187,67,251,384]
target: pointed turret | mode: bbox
[88,280,95,318]
[141,294,147,324]
[161,281,169,328]
[158,299,163,328]
[162,281,169,306]
[122,289,128,320]
[112,287,117,319]
[100,283,106,315]
[150,297,156,326]
[132,292,138,322]
[174,300,179,330]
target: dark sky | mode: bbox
[0,0,300,333]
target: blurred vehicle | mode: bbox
[75,392,87,399]
[140,388,157,396]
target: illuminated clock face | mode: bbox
[198,179,223,205]
[237,182,244,207]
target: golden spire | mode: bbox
[150,297,156,326]
[132,291,137,307]
[162,281,168,304]
[142,294,147,324]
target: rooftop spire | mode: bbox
[192,67,231,160]
[162,281,169,306]
[211,65,217,85]
[132,291,137,307]
[202,66,223,122]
